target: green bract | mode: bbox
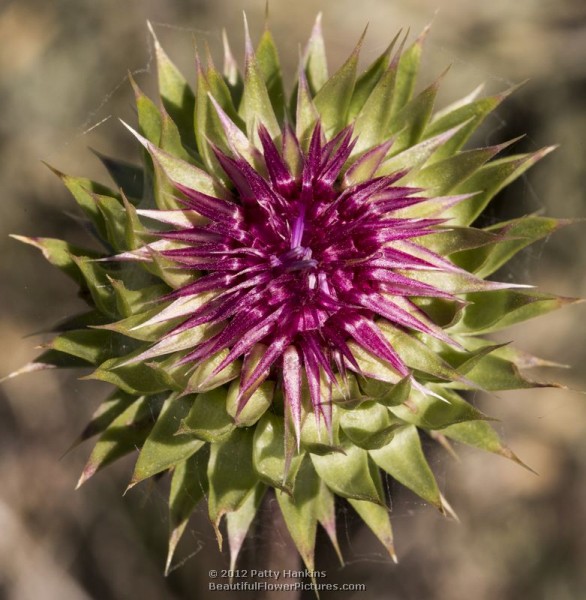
[8,14,576,572]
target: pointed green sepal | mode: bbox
[448,147,557,226]
[179,388,235,443]
[130,394,204,486]
[450,289,581,335]
[253,413,303,494]
[239,15,281,140]
[439,420,536,473]
[339,401,401,449]
[303,13,328,94]
[311,439,385,503]
[76,394,164,488]
[312,29,363,135]
[348,499,397,562]
[148,21,196,149]
[275,456,320,572]
[315,481,344,564]
[256,26,286,122]
[166,447,210,575]
[370,424,443,510]
[91,149,144,201]
[207,428,257,548]
[390,386,489,430]
[425,83,522,161]
[452,216,573,277]
[226,483,267,572]
[9,235,99,286]
[65,390,139,454]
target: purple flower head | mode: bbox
[131,121,467,444]
[10,15,573,572]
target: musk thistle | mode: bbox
[8,14,577,573]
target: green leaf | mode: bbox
[348,498,396,561]
[150,142,182,211]
[360,375,412,407]
[109,278,168,319]
[439,420,532,470]
[52,168,118,240]
[131,394,204,485]
[149,22,196,150]
[387,74,442,153]
[123,122,229,199]
[439,342,506,374]
[295,69,319,149]
[179,388,235,443]
[227,483,266,572]
[85,356,178,395]
[71,257,119,318]
[370,424,442,509]
[185,350,241,394]
[352,44,401,152]
[120,194,150,250]
[92,149,144,201]
[121,322,219,364]
[378,321,464,382]
[424,88,512,161]
[311,439,384,503]
[253,413,304,493]
[195,57,232,179]
[276,456,320,572]
[391,27,426,115]
[452,216,570,278]
[418,226,500,256]
[300,403,342,454]
[97,305,176,342]
[256,27,286,122]
[130,74,162,146]
[390,386,488,430]
[312,31,362,135]
[448,147,556,226]
[207,428,257,546]
[227,378,274,427]
[222,29,244,105]
[346,341,402,384]
[148,249,195,288]
[48,329,132,365]
[67,390,139,452]
[160,105,193,162]
[204,49,242,121]
[10,235,99,286]
[239,19,281,140]
[348,35,396,121]
[93,194,129,252]
[377,124,466,176]
[449,289,579,335]
[339,401,400,449]
[303,13,328,94]
[399,268,509,295]
[77,394,163,488]
[315,482,343,564]
[411,297,464,329]
[406,143,509,196]
[448,354,560,391]
[166,447,209,574]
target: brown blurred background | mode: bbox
[1,1,585,599]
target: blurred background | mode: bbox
[1,0,585,598]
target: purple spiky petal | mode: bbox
[124,122,485,444]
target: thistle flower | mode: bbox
[7,14,577,573]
